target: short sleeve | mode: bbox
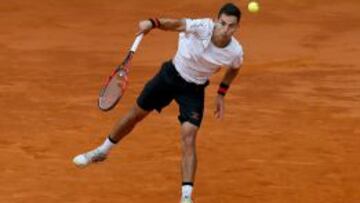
[185,18,213,39]
[231,50,244,68]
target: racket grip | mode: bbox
[130,34,144,52]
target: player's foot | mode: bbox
[180,196,193,203]
[73,148,107,168]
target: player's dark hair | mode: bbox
[218,3,241,22]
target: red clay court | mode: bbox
[0,0,359,202]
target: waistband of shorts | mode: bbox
[167,60,209,87]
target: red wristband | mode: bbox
[148,18,160,28]
[217,82,229,96]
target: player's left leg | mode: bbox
[175,85,206,203]
[180,122,199,203]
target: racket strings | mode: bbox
[98,51,136,111]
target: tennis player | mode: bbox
[73,3,243,203]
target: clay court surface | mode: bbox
[1,0,360,202]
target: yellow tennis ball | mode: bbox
[248,1,260,13]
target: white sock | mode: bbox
[97,137,116,154]
[181,185,193,198]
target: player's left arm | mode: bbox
[214,67,240,120]
[220,67,240,87]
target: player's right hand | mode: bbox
[137,20,153,35]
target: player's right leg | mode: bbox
[109,103,150,142]
[72,103,150,168]
[73,60,175,168]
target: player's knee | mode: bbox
[182,135,196,156]
[181,126,197,148]
[125,110,140,125]
[182,137,192,148]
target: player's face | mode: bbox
[215,14,239,39]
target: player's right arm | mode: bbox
[138,18,186,35]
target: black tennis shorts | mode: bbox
[137,60,209,127]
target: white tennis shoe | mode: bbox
[180,196,193,203]
[73,148,107,168]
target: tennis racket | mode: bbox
[98,34,144,111]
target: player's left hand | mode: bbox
[214,94,225,120]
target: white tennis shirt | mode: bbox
[173,18,244,85]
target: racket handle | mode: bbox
[130,34,144,52]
